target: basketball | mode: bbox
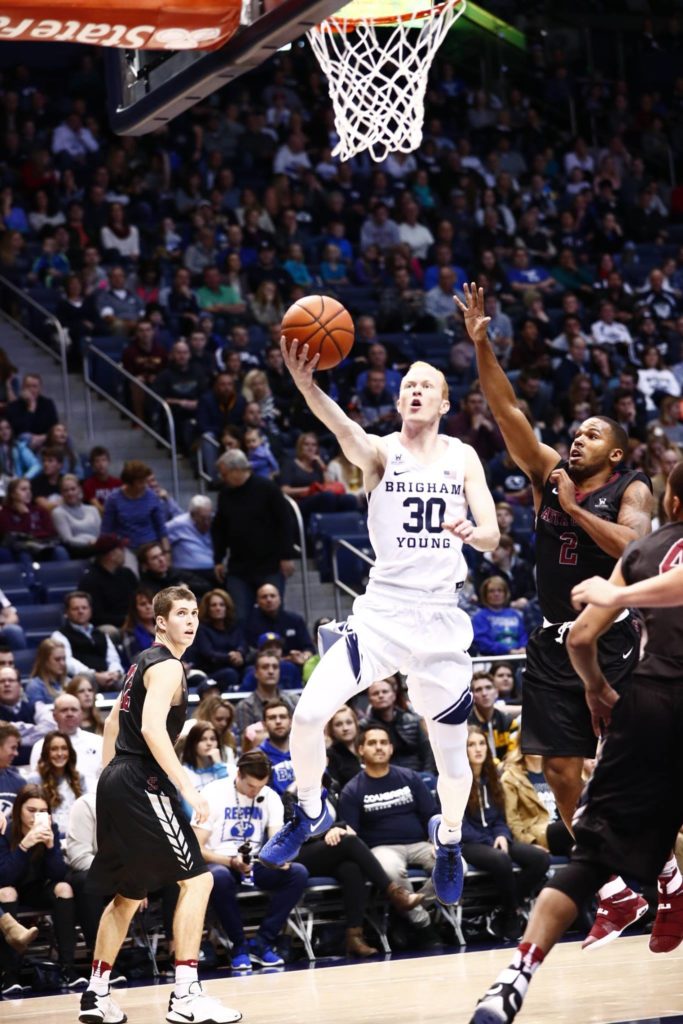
[281,295,355,371]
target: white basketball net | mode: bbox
[307,0,466,163]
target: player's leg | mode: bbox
[79,894,140,1024]
[470,861,611,1024]
[260,635,372,867]
[167,872,242,1024]
[541,755,584,831]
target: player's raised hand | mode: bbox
[571,576,622,609]
[442,517,474,543]
[280,336,320,390]
[454,283,491,344]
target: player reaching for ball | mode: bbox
[259,334,500,910]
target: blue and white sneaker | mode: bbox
[230,945,251,971]
[428,814,464,906]
[248,939,284,967]
[469,968,529,1023]
[259,796,333,867]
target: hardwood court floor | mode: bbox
[3,935,683,1024]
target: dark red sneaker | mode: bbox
[582,887,648,951]
[649,880,683,954]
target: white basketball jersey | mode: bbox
[367,433,469,593]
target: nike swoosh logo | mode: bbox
[172,1013,195,1022]
[622,648,634,659]
[552,487,559,494]
[394,470,410,476]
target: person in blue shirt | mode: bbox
[0,723,25,820]
[245,583,315,676]
[166,495,216,586]
[100,461,168,553]
[462,728,549,941]
[243,427,279,480]
[258,700,294,797]
[472,575,528,655]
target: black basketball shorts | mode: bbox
[521,614,641,759]
[87,755,208,901]
[572,675,683,884]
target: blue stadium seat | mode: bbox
[511,505,536,545]
[17,603,64,644]
[13,648,38,678]
[32,560,89,603]
[0,564,35,606]
[309,511,367,582]
[333,531,374,589]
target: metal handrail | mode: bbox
[196,430,311,624]
[0,273,71,423]
[82,342,180,501]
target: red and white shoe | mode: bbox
[649,878,683,954]
[582,887,648,951]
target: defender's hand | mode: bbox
[454,283,491,344]
[572,576,622,610]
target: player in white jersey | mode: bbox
[259,342,499,906]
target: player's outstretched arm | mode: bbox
[443,444,500,552]
[281,336,384,478]
[102,695,121,769]
[455,284,559,489]
[573,564,683,609]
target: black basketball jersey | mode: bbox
[535,462,651,623]
[621,521,683,682]
[116,643,188,760]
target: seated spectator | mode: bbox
[507,246,557,295]
[81,446,121,515]
[241,369,281,436]
[258,699,294,797]
[501,743,573,857]
[319,243,349,287]
[282,242,313,288]
[590,300,634,359]
[472,576,528,656]
[467,671,515,763]
[138,540,209,598]
[325,704,361,790]
[354,343,402,400]
[350,369,402,437]
[443,388,505,464]
[245,583,315,670]
[244,426,279,479]
[0,784,83,992]
[212,450,296,622]
[0,666,50,766]
[185,695,237,764]
[0,418,40,482]
[0,723,25,819]
[64,676,104,736]
[338,724,438,947]
[167,495,216,585]
[147,472,182,523]
[51,474,101,555]
[491,662,522,712]
[101,202,139,262]
[637,345,681,414]
[31,445,64,513]
[178,720,229,809]
[191,588,246,690]
[55,275,97,365]
[26,639,68,706]
[249,280,285,327]
[27,731,85,841]
[196,265,246,323]
[77,534,137,630]
[153,339,208,455]
[461,728,549,940]
[51,591,123,691]
[192,750,308,970]
[121,320,167,422]
[45,423,86,479]
[361,678,435,774]
[280,432,359,521]
[197,373,248,444]
[475,534,536,608]
[100,460,169,555]
[0,594,26,652]
[28,692,103,791]
[166,266,201,333]
[6,372,58,452]
[234,651,297,736]
[637,267,679,327]
[95,265,144,335]
[119,586,156,664]
[241,632,301,690]
[424,267,461,331]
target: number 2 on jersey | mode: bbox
[559,531,578,565]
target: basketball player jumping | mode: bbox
[79,586,240,1024]
[259,341,500,908]
[470,461,683,1024]
[456,284,654,947]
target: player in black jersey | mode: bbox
[457,283,654,947]
[469,461,683,1024]
[79,586,241,1024]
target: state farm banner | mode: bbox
[0,0,243,49]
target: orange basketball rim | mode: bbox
[0,0,252,50]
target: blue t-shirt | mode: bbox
[259,739,294,797]
[0,767,26,819]
[338,765,436,847]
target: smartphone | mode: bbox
[34,811,50,829]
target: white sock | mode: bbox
[298,786,323,820]
[88,959,111,996]
[659,854,683,894]
[437,821,462,845]
[174,960,198,998]
[598,875,628,901]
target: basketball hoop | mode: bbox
[307,0,466,163]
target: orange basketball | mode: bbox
[281,294,354,371]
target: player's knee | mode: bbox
[54,882,73,899]
[291,700,326,733]
[182,870,214,896]
[0,886,17,902]
[543,757,582,790]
